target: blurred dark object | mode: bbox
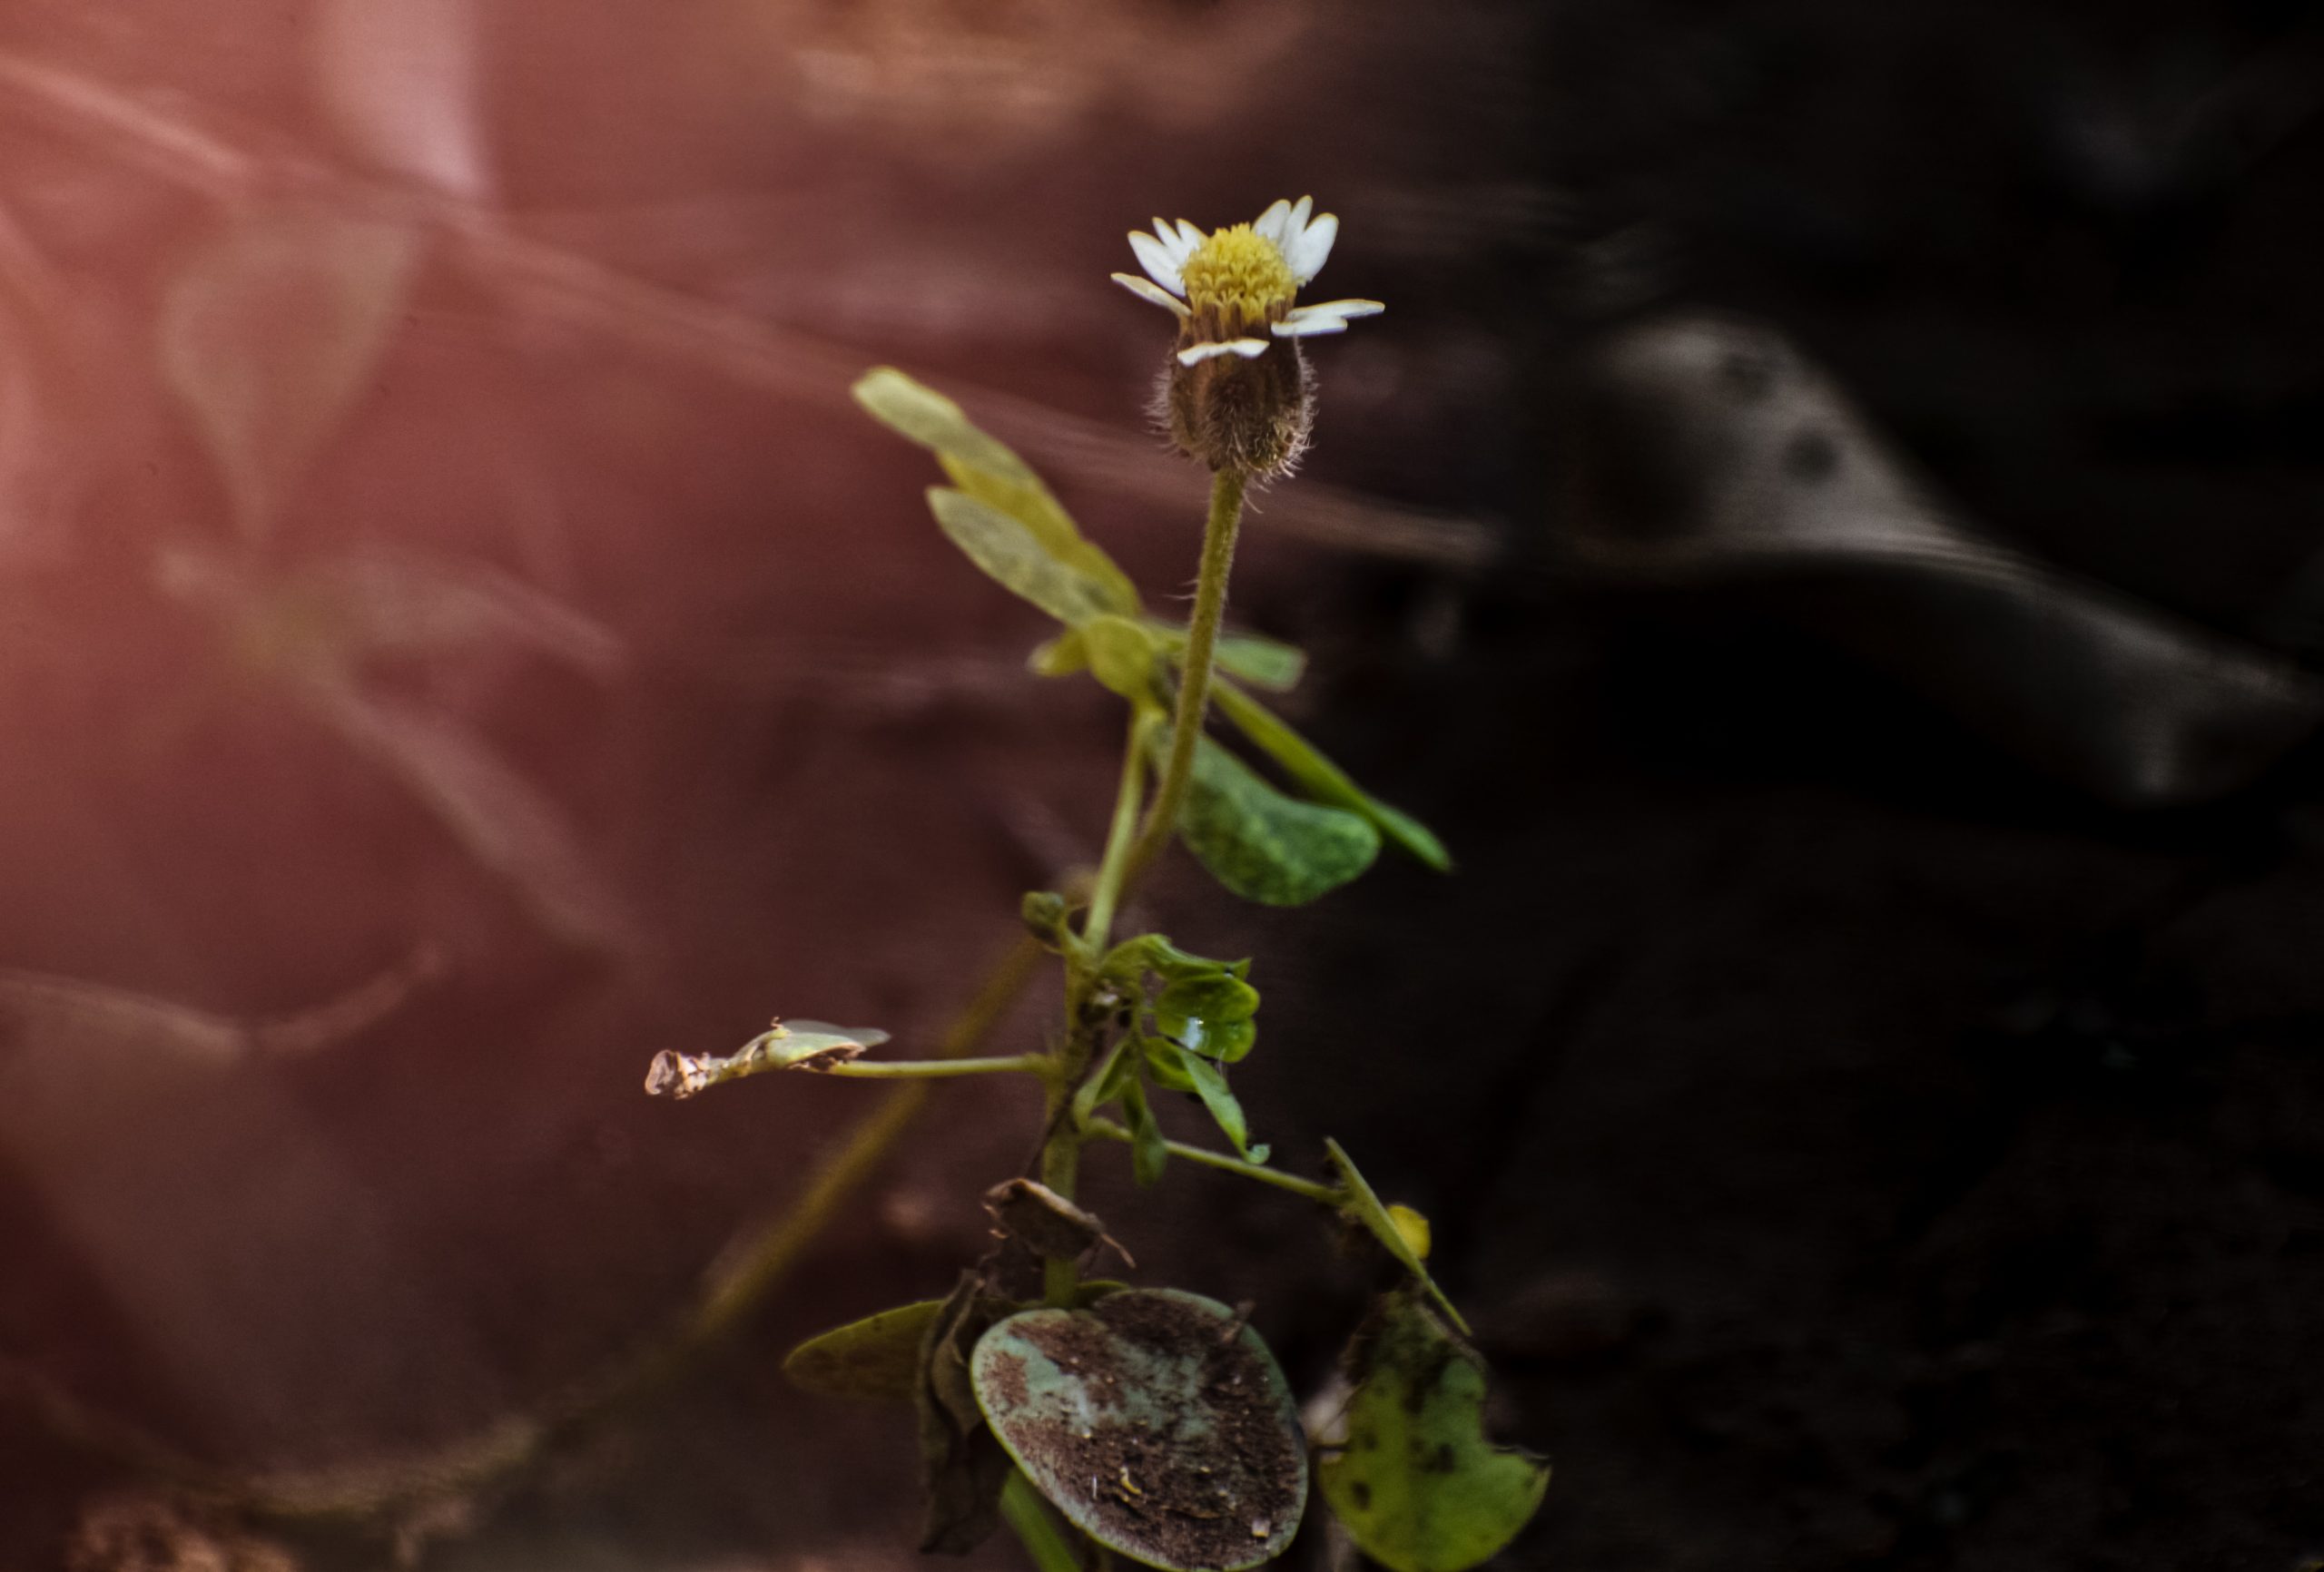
[1562,311,2324,808]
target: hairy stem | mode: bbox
[1126,466,1247,887]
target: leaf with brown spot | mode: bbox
[1318,1289,1547,1572]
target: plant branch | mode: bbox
[814,1053,1050,1081]
[1080,707,1158,958]
[1083,1117,1344,1207]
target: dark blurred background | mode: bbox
[0,1,2319,1568]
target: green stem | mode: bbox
[816,1054,1051,1081]
[1124,466,1246,888]
[1083,1117,1344,1207]
[1081,708,1159,958]
[1034,471,1246,1309]
[1000,1469,1086,1572]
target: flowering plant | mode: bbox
[652,199,1544,1572]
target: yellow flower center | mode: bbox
[1179,224,1296,324]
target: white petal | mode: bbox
[1151,218,1194,263]
[1112,271,1191,316]
[1285,297,1384,323]
[1287,195,1314,241]
[1176,338,1272,366]
[1172,219,1206,256]
[1272,315,1348,338]
[1128,230,1184,294]
[1288,211,1339,282]
[1254,198,1292,247]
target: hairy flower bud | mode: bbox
[1110,196,1383,479]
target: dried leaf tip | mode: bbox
[644,1017,891,1098]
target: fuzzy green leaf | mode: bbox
[1319,1290,1548,1572]
[928,487,1129,627]
[1164,732,1381,907]
[1079,614,1161,702]
[853,368,1138,617]
[1211,680,1451,871]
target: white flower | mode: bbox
[1111,196,1384,368]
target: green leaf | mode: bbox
[784,1298,945,1402]
[1099,933,1245,985]
[1156,972,1261,1024]
[1070,1037,1134,1126]
[1319,1290,1549,1572]
[1324,1139,1469,1333]
[1120,1075,1168,1187]
[1211,633,1309,692]
[928,487,1128,627]
[1150,624,1307,693]
[1027,629,1088,677]
[1152,1040,1269,1164]
[1211,680,1452,871]
[1154,972,1262,1064]
[1079,614,1160,703]
[1138,1034,1196,1093]
[971,1289,1308,1572]
[1154,728,1381,907]
[853,368,1138,617]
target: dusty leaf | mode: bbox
[1318,1290,1548,1572]
[971,1289,1308,1572]
[162,207,425,540]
